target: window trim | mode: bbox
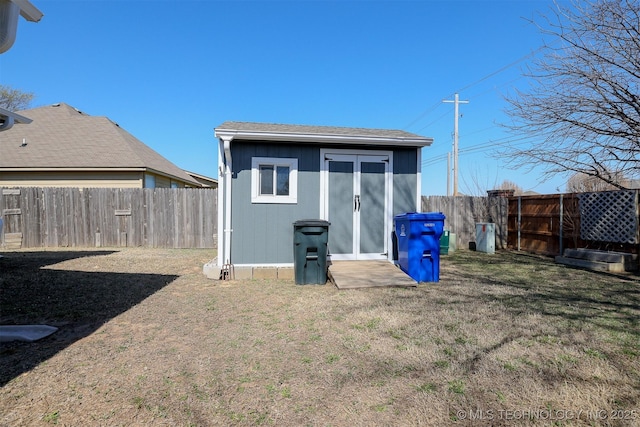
[251,157,298,204]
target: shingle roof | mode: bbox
[0,103,199,185]
[215,121,433,147]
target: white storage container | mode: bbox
[475,223,495,254]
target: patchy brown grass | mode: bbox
[1,248,639,426]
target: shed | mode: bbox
[214,121,433,272]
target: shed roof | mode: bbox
[215,121,433,147]
[0,103,200,185]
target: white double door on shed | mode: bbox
[320,149,392,261]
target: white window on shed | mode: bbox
[251,157,298,204]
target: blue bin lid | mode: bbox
[394,212,445,221]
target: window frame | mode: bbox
[251,157,298,204]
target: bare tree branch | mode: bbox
[0,85,34,111]
[500,0,640,190]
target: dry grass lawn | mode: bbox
[1,248,639,426]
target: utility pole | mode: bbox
[443,93,469,196]
[446,152,451,197]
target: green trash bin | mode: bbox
[293,220,330,285]
[440,230,450,255]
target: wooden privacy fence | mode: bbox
[421,195,509,249]
[422,191,639,256]
[6,188,634,255]
[508,191,640,256]
[508,194,576,256]
[0,187,217,249]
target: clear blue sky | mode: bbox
[2,0,571,195]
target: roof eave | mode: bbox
[184,170,218,183]
[0,166,202,186]
[215,129,433,148]
[145,167,202,187]
[0,167,146,172]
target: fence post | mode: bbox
[453,196,458,241]
[517,196,521,251]
[559,194,564,256]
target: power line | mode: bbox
[404,47,543,132]
[421,134,537,167]
[403,100,443,130]
[416,107,452,133]
[454,48,540,95]
[464,76,524,102]
[412,48,547,193]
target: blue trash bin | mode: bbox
[394,212,446,282]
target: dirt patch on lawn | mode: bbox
[1,248,639,426]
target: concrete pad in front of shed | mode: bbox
[328,261,417,289]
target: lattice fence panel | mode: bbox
[578,190,639,243]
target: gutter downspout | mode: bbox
[416,147,422,211]
[216,140,224,266]
[0,107,32,132]
[221,136,233,267]
[0,115,14,131]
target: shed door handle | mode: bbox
[354,195,360,212]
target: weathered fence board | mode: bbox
[509,194,561,256]
[421,195,508,250]
[0,187,217,249]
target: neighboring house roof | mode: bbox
[0,103,200,186]
[185,170,218,188]
[215,121,434,147]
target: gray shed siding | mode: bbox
[392,148,419,215]
[230,141,321,264]
[230,142,420,265]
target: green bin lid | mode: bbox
[293,219,331,227]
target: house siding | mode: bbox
[0,171,195,189]
[0,171,145,188]
[145,172,193,188]
[155,174,171,188]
